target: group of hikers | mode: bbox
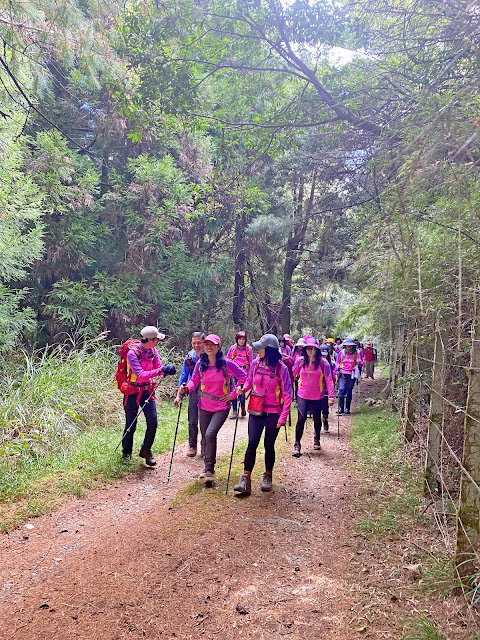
[117,327,378,494]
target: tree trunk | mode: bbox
[246,260,265,334]
[281,253,298,336]
[424,323,446,496]
[232,212,246,327]
[389,326,404,406]
[280,172,316,336]
[403,326,417,442]
[455,287,480,578]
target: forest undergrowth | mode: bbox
[0,341,185,531]
[351,402,480,639]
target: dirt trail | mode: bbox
[1,378,386,640]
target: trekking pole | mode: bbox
[286,409,291,442]
[167,398,183,483]
[114,384,158,453]
[225,411,240,495]
[336,389,340,440]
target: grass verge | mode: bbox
[351,404,420,537]
[0,401,187,532]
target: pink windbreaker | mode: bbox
[243,357,292,424]
[127,345,163,384]
[293,357,334,401]
[336,350,358,375]
[187,359,247,412]
[226,344,253,371]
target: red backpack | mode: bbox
[115,339,142,394]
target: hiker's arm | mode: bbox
[127,350,161,383]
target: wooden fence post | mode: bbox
[424,322,446,496]
[455,288,480,579]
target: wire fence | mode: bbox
[395,324,480,601]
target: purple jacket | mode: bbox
[127,345,162,384]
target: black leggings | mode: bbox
[295,396,327,442]
[243,412,280,472]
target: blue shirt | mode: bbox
[178,349,200,386]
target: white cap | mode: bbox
[140,326,165,340]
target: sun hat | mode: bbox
[252,334,280,350]
[295,337,305,347]
[204,334,221,346]
[303,336,321,349]
[140,326,165,340]
[342,337,356,346]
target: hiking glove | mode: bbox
[162,364,176,376]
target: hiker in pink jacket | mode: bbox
[291,336,334,456]
[336,337,358,415]
[233,334,292,495]
[226,330,253,420]
[121,326,176,467]
[180,334,246,487]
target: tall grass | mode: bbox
[0,338,186,530]
[0,339,120,457]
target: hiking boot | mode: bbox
[229,411,238,420]
[322,416,329,432]
[187,446,197,457]
[292,441,301,457]
[121,452,132,464]
[204,471,215,487]
[139,447,156,467]
[260,472,273,492]
[233,474,251,495]
[241,407,247,417]
[313,436,321,450]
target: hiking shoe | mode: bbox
[233,474,251,495]
[139,447,156,467]
[187,446,197,457]
[241,407,247,417]
[229,411,238,420]
[336,407,344,415]
[260,472,273,492]
[344,409,351,415]
[313,436,321,450]
[121,453,132,464]
[292,442,301,457]
[204,471,215,487]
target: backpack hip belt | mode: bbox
[200,391,227,402]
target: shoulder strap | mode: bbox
[275,361,282,380]
[129,344,142,360]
